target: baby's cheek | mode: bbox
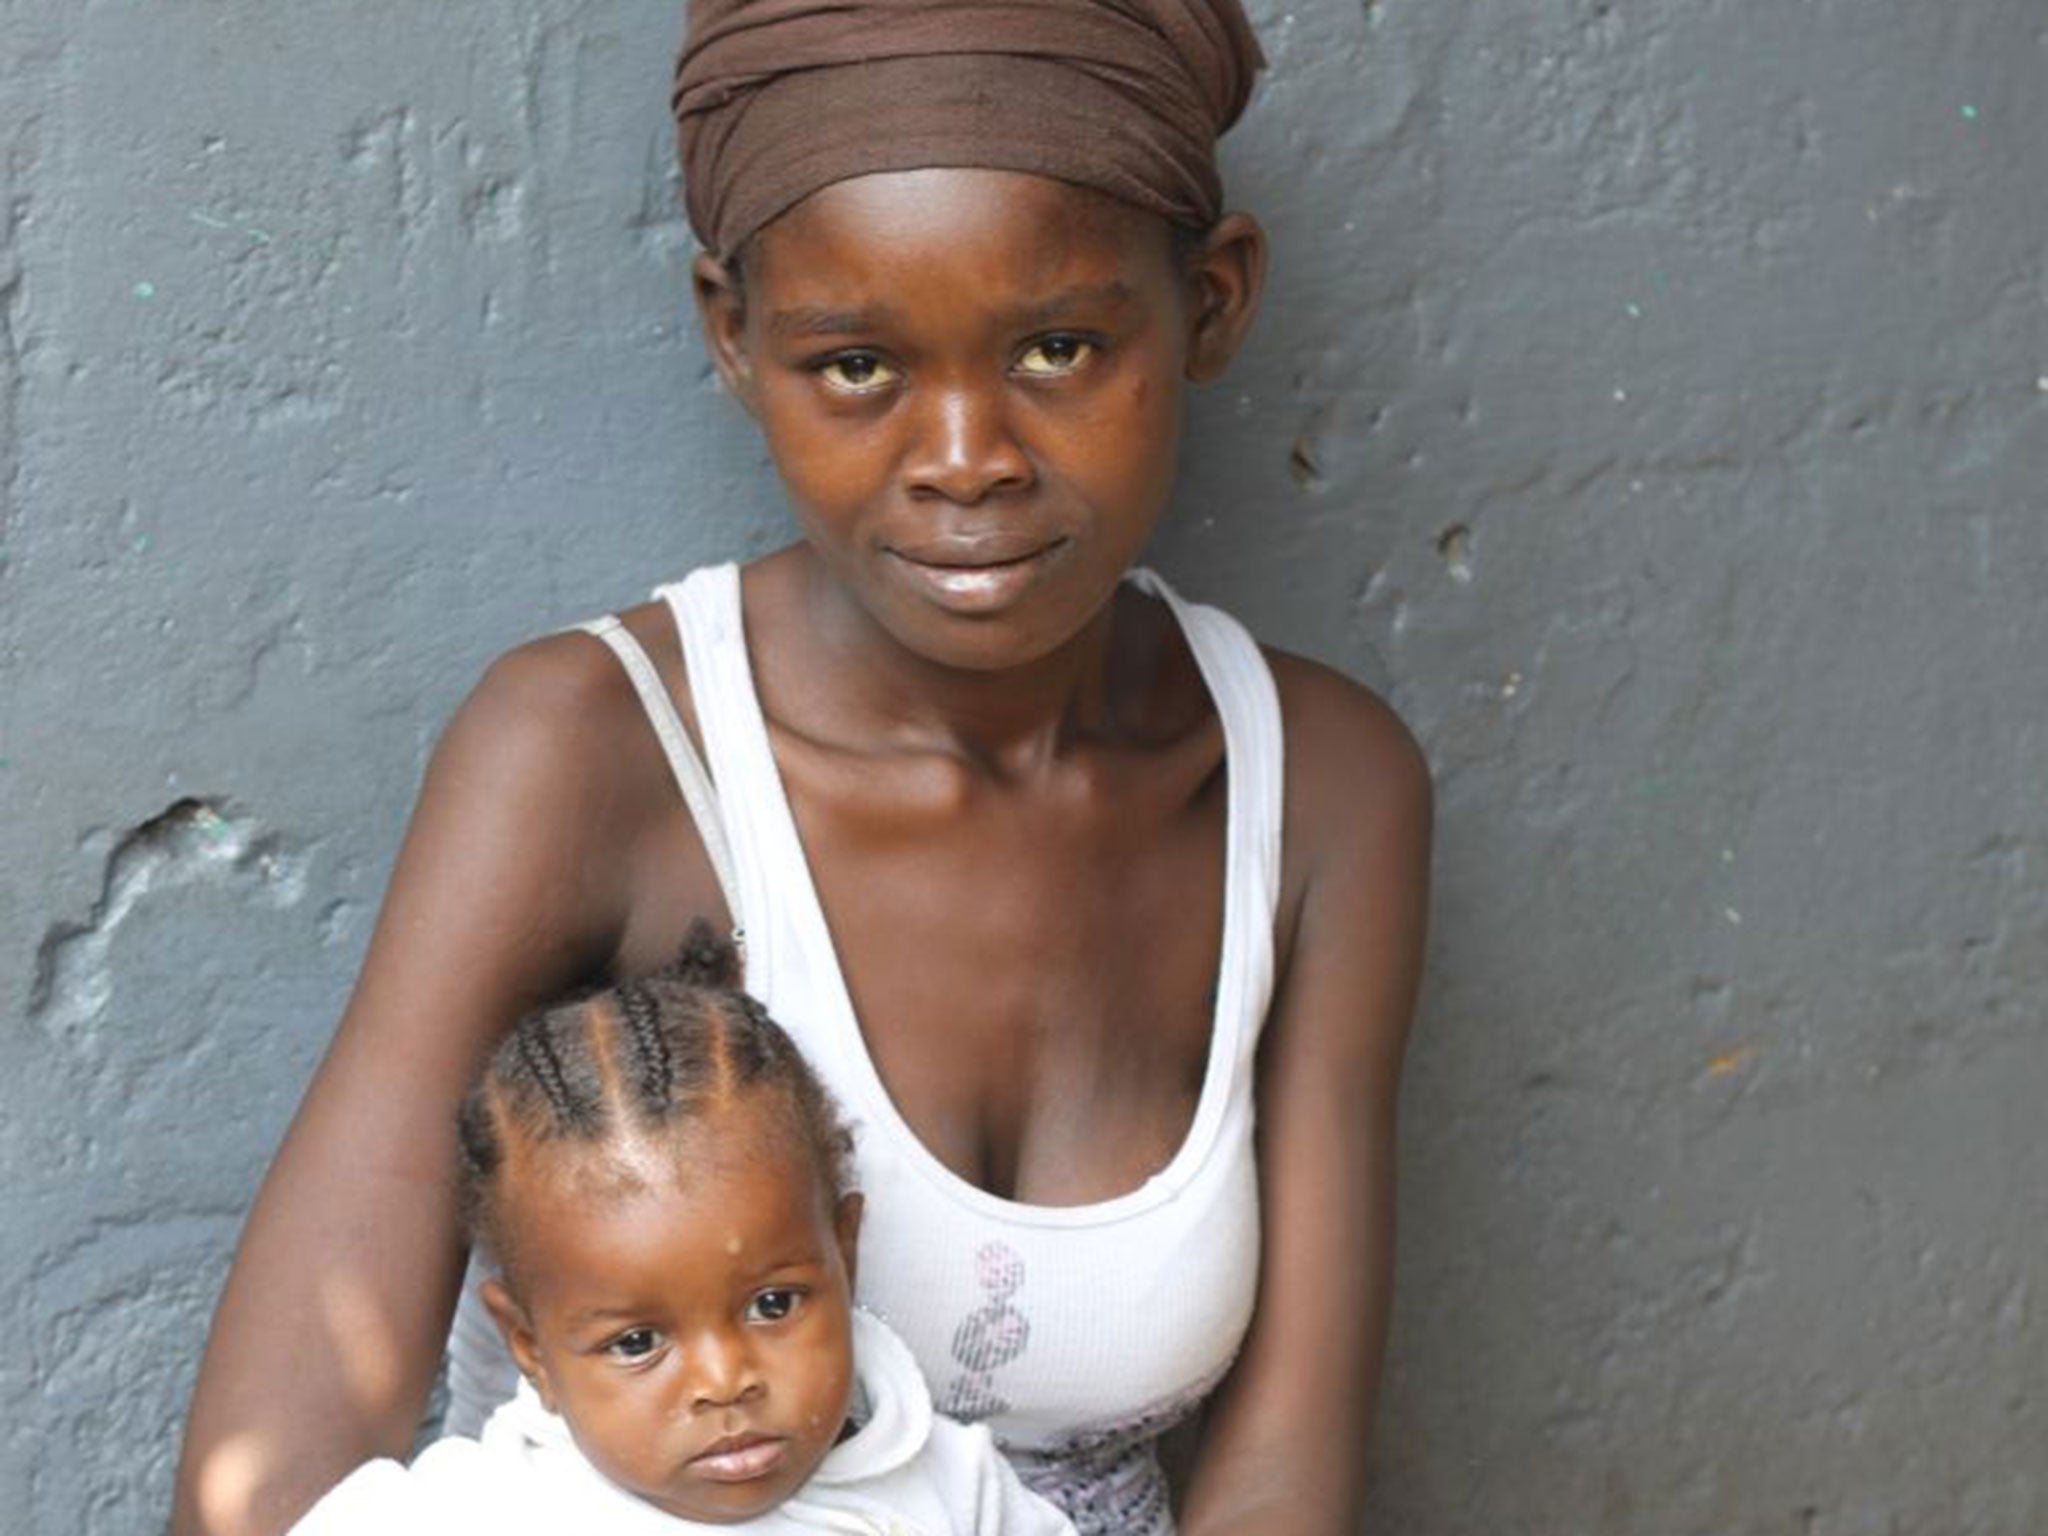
[805,1324,857,1423]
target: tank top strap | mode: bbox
[653,564,789,993]
[1125,567,1285,1073]
[571,614,744,950]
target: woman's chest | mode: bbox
[852,1127,1261,1449]
[785,741,1230,1208]
[738,742,1264,1469]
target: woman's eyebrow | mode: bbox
[767,281,1137,340]
[1014,281,1137,325]
[769,305,891,338]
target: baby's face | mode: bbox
[486,1107,860,1524]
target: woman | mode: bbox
[172,3,1431,1534]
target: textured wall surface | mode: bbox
[2,2,2043,1532]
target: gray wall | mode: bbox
[2,1,2043,1532]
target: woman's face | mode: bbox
[698,168,1261,673]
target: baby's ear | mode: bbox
[692,252,758,410]
[481,1276,557,1414]
[1183,212,1267,384]
[833,1190,865,1291]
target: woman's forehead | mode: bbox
[746,168,1177,298]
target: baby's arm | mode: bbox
[284,1461,421,1536]
[285,1438,500,1536]
[959,1427,1076,1536]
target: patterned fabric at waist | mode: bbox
[999,1373,1222,1536]
[1009,1436,1174,1536]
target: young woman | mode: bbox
[173,3,1432,1534]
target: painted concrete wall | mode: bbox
[2,1,2043,1531]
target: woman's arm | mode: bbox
[170,628,718,1536]
[1179,656,1433,1536]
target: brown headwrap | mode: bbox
[672,0,1265,258]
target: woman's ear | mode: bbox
[1183,212,1268,384]
[481,1276,557,1415]
[692,251,757,409]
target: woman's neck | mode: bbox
[751,545,1163,778]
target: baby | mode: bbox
[290,926,1075,1536]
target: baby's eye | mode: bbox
[816,352,898,393]
[1014,336,1096,378]
[605,1327,663,1361]
[746,1289,803,1323]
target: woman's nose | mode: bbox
[903,383,1032,504]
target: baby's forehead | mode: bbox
[511,1091,830,1207]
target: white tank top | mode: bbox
[445,564,1284,1536]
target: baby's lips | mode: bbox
[687,1433,790,1483]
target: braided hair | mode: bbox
[456,921,855,1283]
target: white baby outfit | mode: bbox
[297,1311,1071,1536]
[446,565,1285,1536]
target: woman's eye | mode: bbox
[605,1327,663,1361]
[817,353,897,393]
[1015,336,1096,377]
[746,1289,802,1323]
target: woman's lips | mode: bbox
[885,539,1067,613]
[689,1434,789,1482]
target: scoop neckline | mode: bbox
[719,563,1250,1230]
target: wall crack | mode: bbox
[26,798,307,1036]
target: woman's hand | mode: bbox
[1179,654,1432,1536]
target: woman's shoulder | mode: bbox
[1263,647,1430,797]
[407,594,714,946]
[430,592,710,824]
[463,594,693,738]
[1260,646,1433,917]
[1135,574,1426,794]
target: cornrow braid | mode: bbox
[614,977,675,1114]
[454,1085,501,1228]
[660,918,745,991]
[456,919,856,1283]
[514,1015,605,1136]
